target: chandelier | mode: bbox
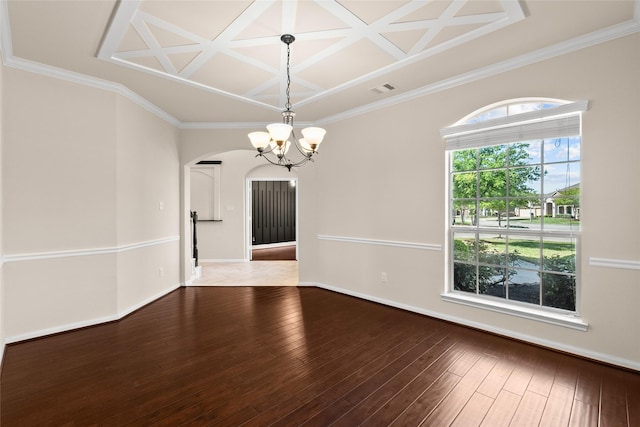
[248,34,326,171]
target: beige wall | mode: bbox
[115,97,180,313]
[1,68,181,341]
[308,34,640,369]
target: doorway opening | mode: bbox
[249,179,298,261]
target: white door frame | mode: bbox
[245,177,299,261]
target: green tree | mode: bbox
[453,143,542,227]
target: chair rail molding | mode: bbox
[317,234,442,251]
[2,236,180,263]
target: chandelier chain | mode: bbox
[285,41,292,112]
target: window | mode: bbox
[443,100,587,319]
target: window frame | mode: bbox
[441,99,589,330]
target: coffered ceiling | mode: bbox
[2,1,639,126]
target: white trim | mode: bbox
[96,0,141,60]
[303,282,638,371]
[440,292,587,331]
[198,259,248,263]
[589,257,640,271]
[179,121,316,130]
[317,234,442,251]
[0,0,13,61]
[2,236,180,263]
[4,283,181,344]
[117,283,181,319]
[441,100,589,138]
[1,56,180,127]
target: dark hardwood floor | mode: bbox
[1,286,638,426]
[252,245,297,261]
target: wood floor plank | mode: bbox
[600,366,629,427]
[539,383,574,427]
[476,341,526,399]
[527,357,558,397]
[574,362,602,405]
[568,399,599,427]
[1,286,638,425]
[480,389,521,427]
[450,391,495,427]
[389,371,462,426]
[421,354,499,426]
[509,389,548,427]
[627,372,640,427]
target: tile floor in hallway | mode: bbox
[192,261,299,286]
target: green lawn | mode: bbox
[480,238,574,263]
[453,216,579,227]
[509,217,579,226]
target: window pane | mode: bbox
[509,167,542,197]
[544,163,580,196]
[478,233,506,265]
[508,269,540,305]
[508,198,542,230]
[542,273,576,311]
[479,266,506,298]
[544,137,580,163]
[479,145,508,169]
[452,201,476,226]
[453,233,476,262]
[509,141,542,166]
[479,171,506,197]
[479,199,507,228]
[452,149,477,172]
[542,238,576,273]
[454,262,476,293]
[508,235,540,268]
[453,172,477,199]
[465,106,507,124]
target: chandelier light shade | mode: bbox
[248,34,326,171]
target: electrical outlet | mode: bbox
[159,267,164,277]
[381,272,388,283]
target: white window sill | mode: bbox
[441,292,588,331]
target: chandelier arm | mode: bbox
[259,152,288,167]
[291,140,314,158]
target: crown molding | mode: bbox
[178,120,316,130]
[2,56,181,127]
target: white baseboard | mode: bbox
[117,283,181,319]
[5,283,181,344]
[304,281,640,371]
[199,259,248,263]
